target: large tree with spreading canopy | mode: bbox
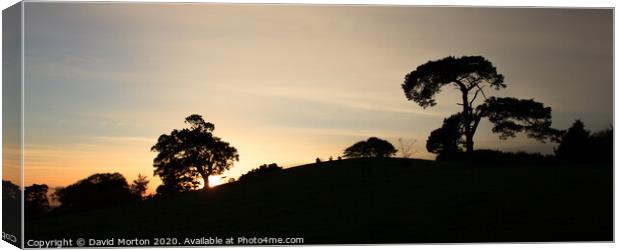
[343,137,397,158]
[403,56,559,156]
[152,114,239,193]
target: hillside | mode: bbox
[26,158,612,244]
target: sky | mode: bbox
[19,3,613,193]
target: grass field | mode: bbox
[26,158,613,244]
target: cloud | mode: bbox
[20,4,612,191]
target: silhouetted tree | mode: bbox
[3,180,19,202]
[316,158,322,163]
[25,184,50,217]
[555,120,612,163]
[555,120,590,162]
[403,56,505,154]
[343,137,397,158]
[425,98,560,160]
[130,174,149,200]
[152,114,239,194]
[239,163,283,181]
[156,169,201,195]
[55,173,135,213]
[403,56,560,156]
[2,180,21,242]
[426,113,466,159]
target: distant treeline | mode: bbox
[238,163,282,181]
[433,120,612,164]
[10,173,149,219]
[18,118,612,219]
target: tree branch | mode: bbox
[469,88,481,107]
[472,118,482,137]
[475,84,488,100]
[454,79,467,91]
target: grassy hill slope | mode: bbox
[26,158,612,244]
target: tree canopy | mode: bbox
[478,97,561,142]
[426,113,465,157]
[55,173,135,213]
[3,180,19,202]
[403,55,504,154]
[343,137,397,158]
[403,56,505,109]
[425,97,559,160]
[25,184,50,217]
[555,120,589,162]
[403,55,559,156]
[555,120,612,163]
[130,174,149,200]
[152,114,239,194]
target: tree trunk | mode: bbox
[200,172,210,190]
[465,132,474,154]
[461,90,474,155]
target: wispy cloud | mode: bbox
[20,4,612,191]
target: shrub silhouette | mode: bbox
[343,137,397,158]
[152,114,239,194]
[239,163,283,181]
[433,149,553,164]
[471,150,551,164]
[25,184,50,218]
[555,120,612,163]
[54,173,135,213]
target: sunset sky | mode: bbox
[20,3,612,193]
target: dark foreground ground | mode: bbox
[26,158,612,245]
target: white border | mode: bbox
[3,0,618,7]
[0,1,616,250]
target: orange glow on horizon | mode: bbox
[197,176,222,189]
